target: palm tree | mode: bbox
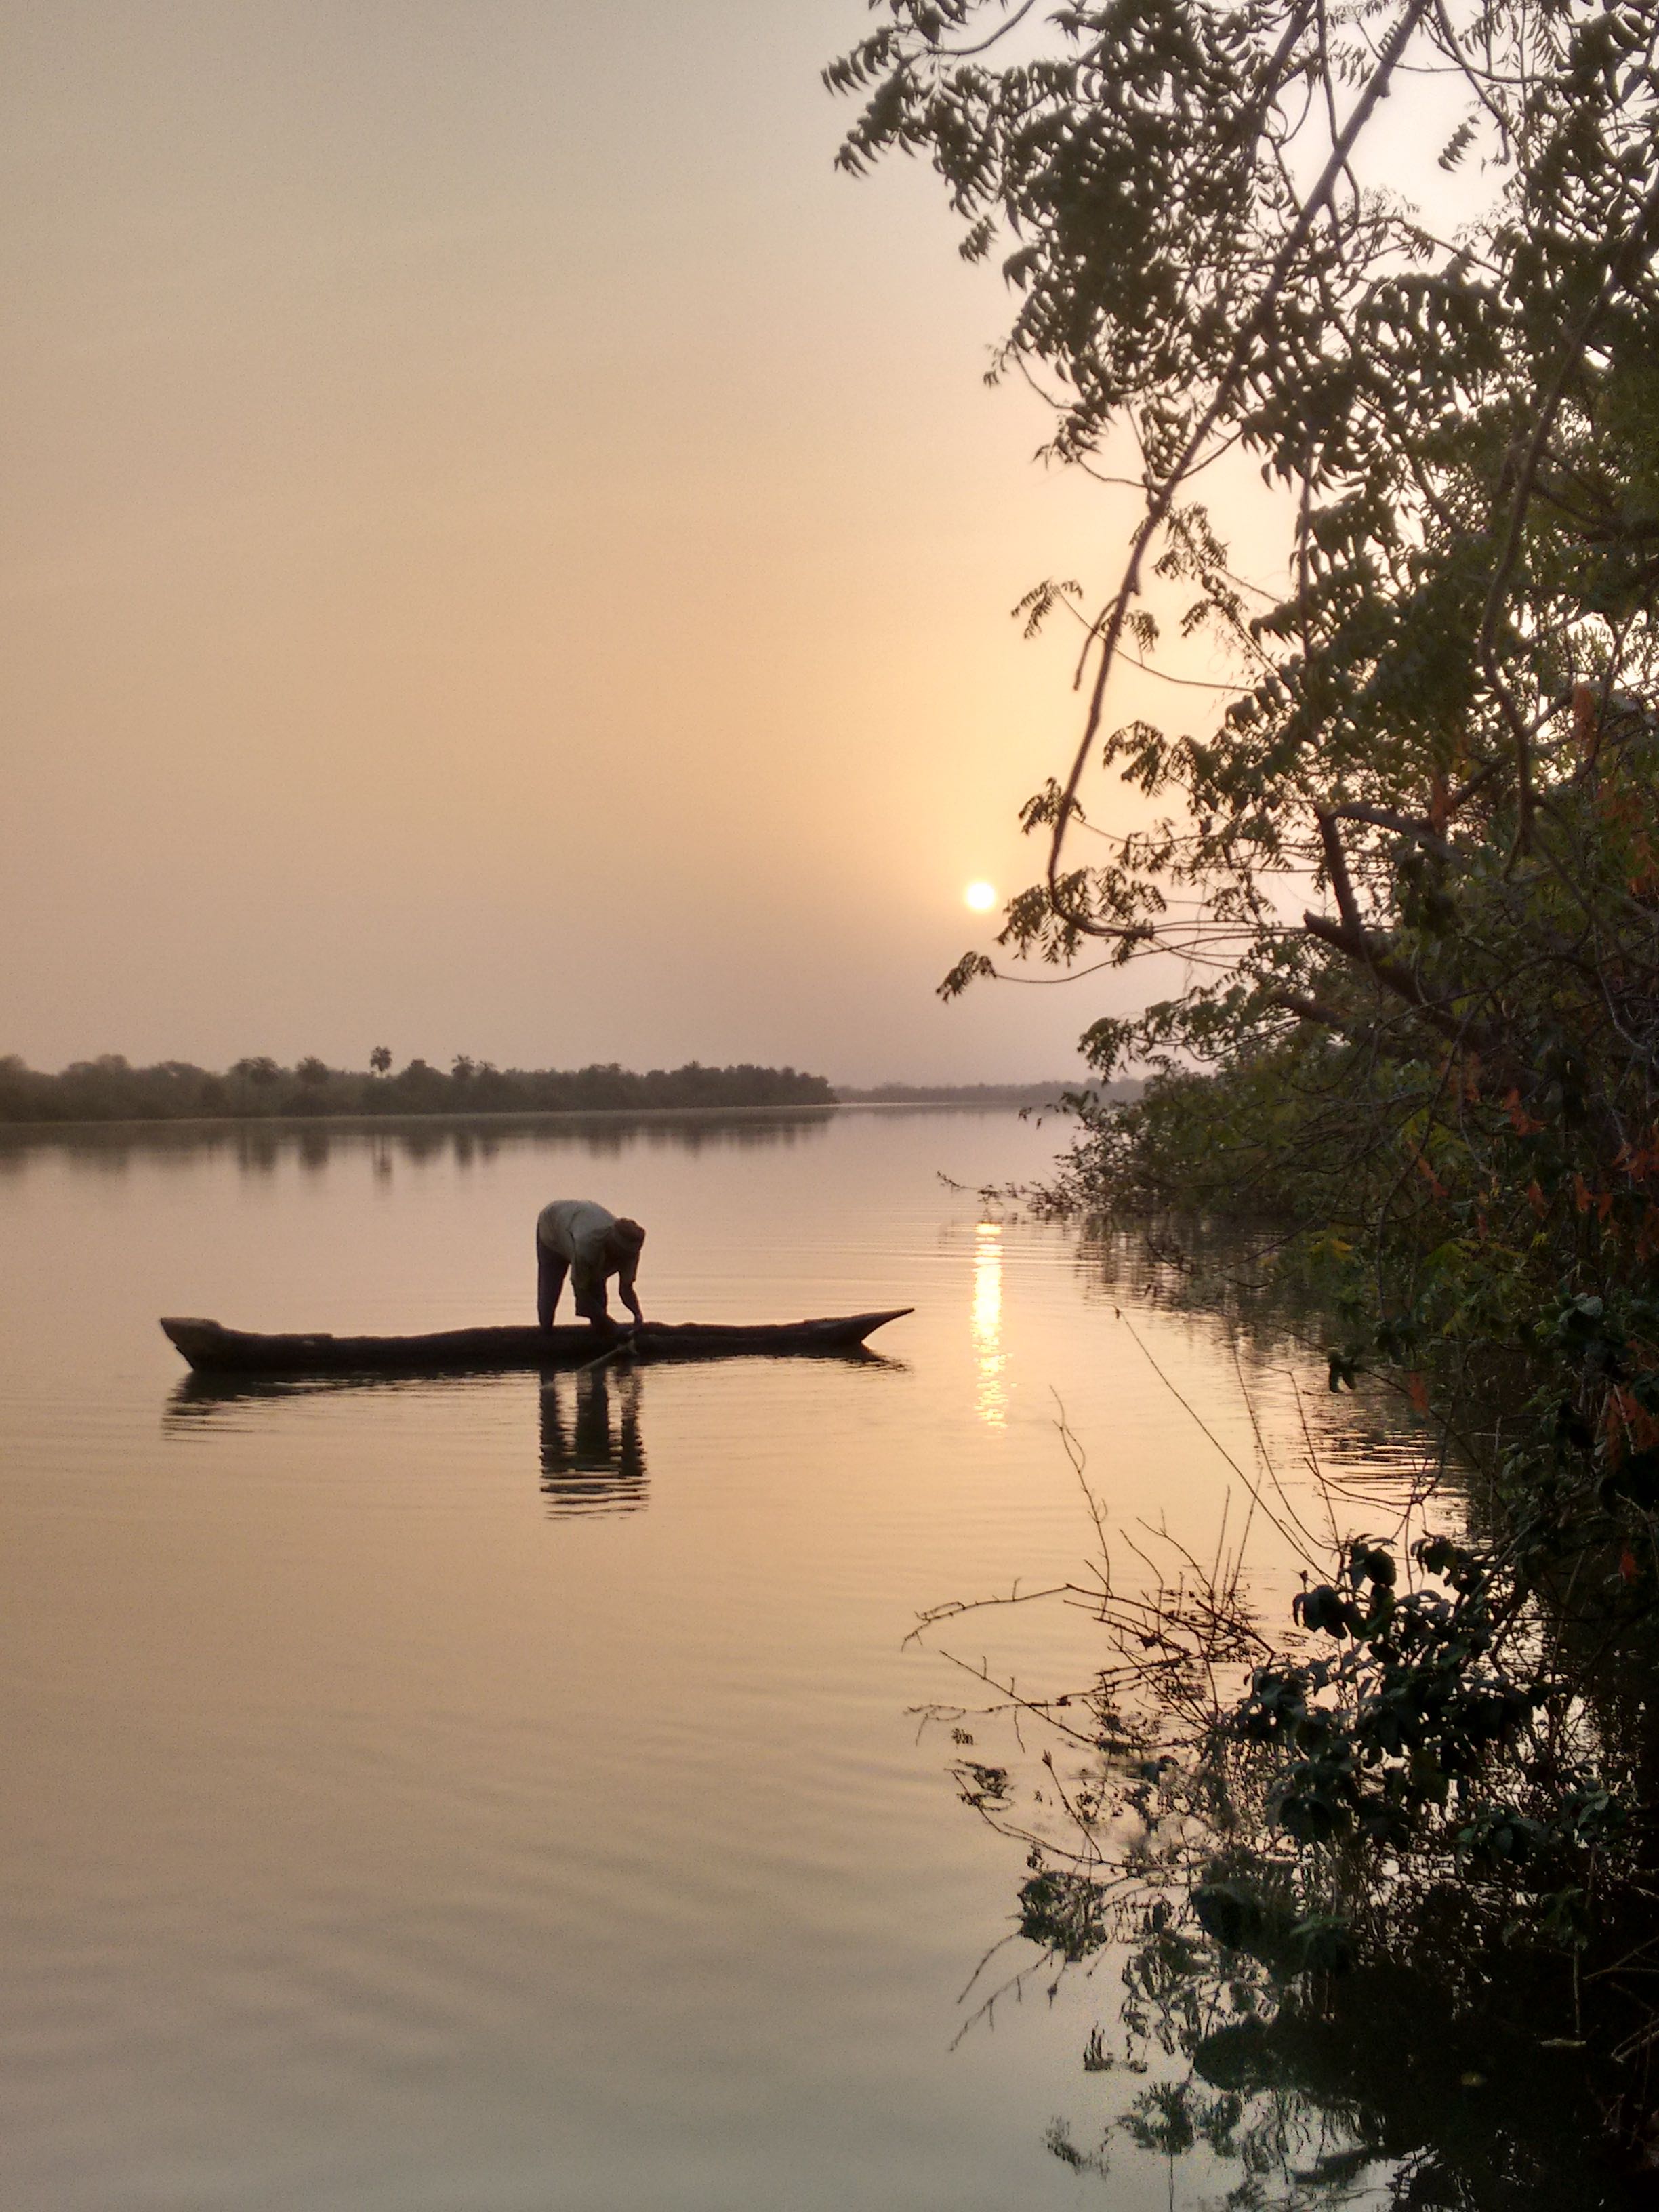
[369,1046,392,1077]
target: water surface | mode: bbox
[0,1106,1413,2209]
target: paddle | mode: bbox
[571,1326,651,1377]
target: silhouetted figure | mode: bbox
[539,1369,647,1514]
[536,1198,647,1328]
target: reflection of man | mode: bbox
[536,1199,647,1329]
[539,1368,647,1514]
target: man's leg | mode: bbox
[538,1244,569,1329]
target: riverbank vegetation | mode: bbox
[0,1054,834,1124]
[834,0,1659,2190]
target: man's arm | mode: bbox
[617,1261,646,1329]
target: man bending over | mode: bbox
[537,1199,647,1330]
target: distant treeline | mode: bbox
[0,1053,835,1124]
[834,1079,1143,1107]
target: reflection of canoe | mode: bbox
[160,1309,913,1376]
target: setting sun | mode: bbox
[963,880,998,913]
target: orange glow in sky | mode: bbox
[0,1,1250,1085]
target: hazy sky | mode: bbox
[1,0,1230,1083]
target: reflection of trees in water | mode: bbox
[0,1109,835,1182]
[1071,1218,1331,1347]
[1068,1218,1442,1499]
[910,1224,1640,2205]
[1034,1885,1610,2209]
[937,1603,1618,2210]
[539,1368,647,1516]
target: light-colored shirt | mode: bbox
[537,1199,630,1312]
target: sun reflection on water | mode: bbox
[971,1221,1006,1429]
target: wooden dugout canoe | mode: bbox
[159,1309,912,1376]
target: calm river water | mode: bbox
[0,1106,1422,2210]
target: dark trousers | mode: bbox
[538,1242,609,1327]
[537,1244,569,1328]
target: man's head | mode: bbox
[612,1217,646,1254]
